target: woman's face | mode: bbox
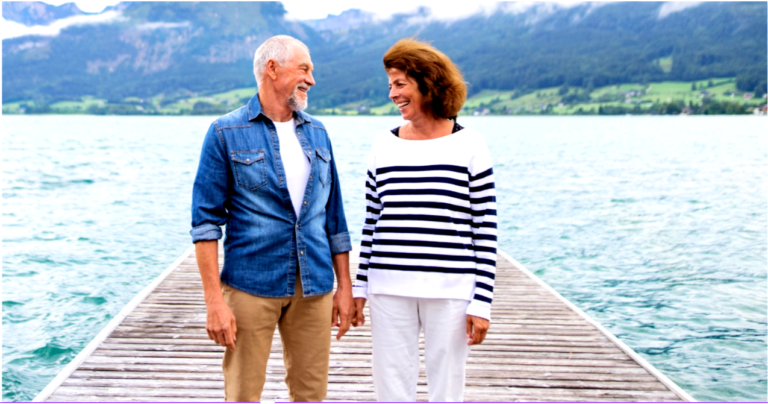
[387,68,424,121]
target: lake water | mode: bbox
[3,115,766,401]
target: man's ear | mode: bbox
[266,60,279,81]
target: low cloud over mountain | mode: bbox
[2,1,765,110]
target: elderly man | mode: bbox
[190,35,354,402]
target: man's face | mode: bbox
[275,44,315,111]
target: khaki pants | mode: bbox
[221,280,333,402]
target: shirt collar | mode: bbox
[248,93,312,124]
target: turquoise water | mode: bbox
[3,115,766,401]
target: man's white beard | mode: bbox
[288,86,308,111]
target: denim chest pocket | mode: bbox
[231,150,267,190]
[316,148,332,187]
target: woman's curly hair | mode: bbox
[383,38,467,120]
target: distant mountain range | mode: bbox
[2,1,766,112]
[2,1,86,26]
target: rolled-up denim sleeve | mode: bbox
[325,140,352,255]
[190,122,229,243]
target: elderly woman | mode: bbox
[352,38,498,401]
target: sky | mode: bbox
[2,0,590,39]
[0,1,698,40]
[36,0,581,20]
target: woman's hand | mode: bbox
[353,298,367,327]
[466,315,490,345]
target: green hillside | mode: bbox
[343,78,765,116]
[2,2,766,115]
[6,78,763,116]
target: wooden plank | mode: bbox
[90,348,633,362]
[50,384,682,401]
[97,342,630,357]
[48,386,224,399]
[73,363,659,379]
[65,371,671,393]
[82,353,642,368]
[60,376,673,394]
[48,395,216,402]
[67,370,663,384]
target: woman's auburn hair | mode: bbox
[383,38,467,120]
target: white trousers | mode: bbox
[369,294,471,402]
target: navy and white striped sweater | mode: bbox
[352,127,498,320]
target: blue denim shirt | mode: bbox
[190,94,351,298]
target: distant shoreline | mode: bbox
[5,78,766,117]
[3,111,766,117]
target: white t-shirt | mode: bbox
[273,119,310,218]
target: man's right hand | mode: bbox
[353,298,366,327]
[206,300,237,351]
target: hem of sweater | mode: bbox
[368,284,473,301]
[368,268,475,296]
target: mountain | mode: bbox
[2,1,85,26]
[3,1,322,103]
[309,2,767,108]
[2,1,766,111]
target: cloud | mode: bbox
[473,1,586,25]
[658,2,702,19]
[1,10,122,40]
[285,1,588,26]
[135,21,191,31]
[283,0,501,21]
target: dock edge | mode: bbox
[497,250,696,402]
[32,245,196,402]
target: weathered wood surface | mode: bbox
[39,246,693,402]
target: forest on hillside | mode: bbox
[2,1,766,114]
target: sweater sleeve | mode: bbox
[353,149,380,299]
[465,136,498,321]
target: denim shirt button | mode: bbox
[300,251,304,255]
[276,153,280,158]
[303,201,307,205]
[295,224,299,229]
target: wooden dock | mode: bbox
[34,246,695,402]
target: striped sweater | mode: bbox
[352,127,498,320]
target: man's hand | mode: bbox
[466,315,490,345]
[206,299,237,351]
[330,251,353,341]
[195,240,237,350]
[353,298,366,327]
[332,286,354,340]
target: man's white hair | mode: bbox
[253,35,309,88]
